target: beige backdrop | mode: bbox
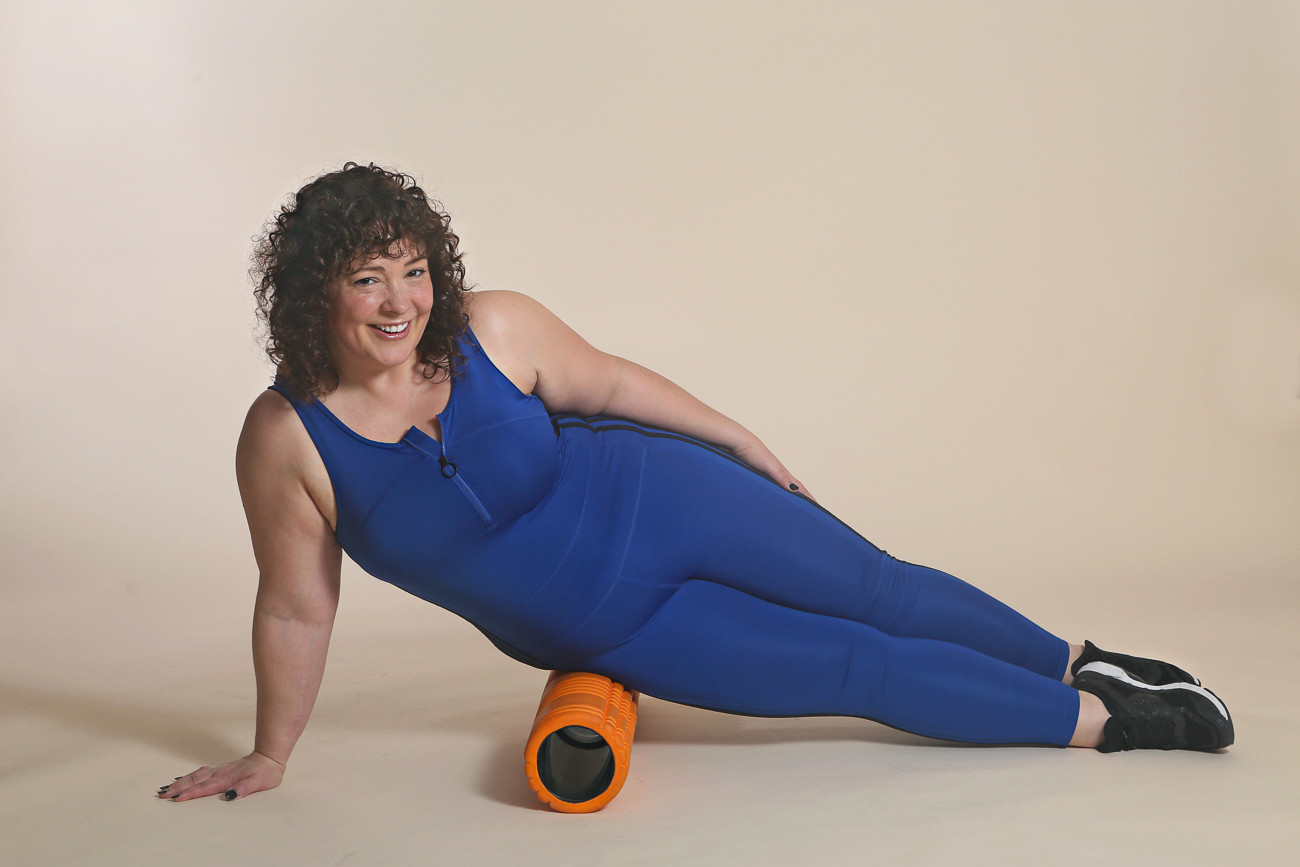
[2,2,1298,865]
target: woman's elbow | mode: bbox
[253,580,339,628]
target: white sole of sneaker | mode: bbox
[1077,661,1230,721]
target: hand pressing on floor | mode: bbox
[158,751,285,802]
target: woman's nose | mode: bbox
[381,283,411,314]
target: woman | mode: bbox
[159,163,1232,803]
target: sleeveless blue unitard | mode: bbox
[269,325,1080,745]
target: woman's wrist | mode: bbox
[250,748,288,772]
[725,429,764,455]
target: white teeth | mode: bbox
[375,322,409,334]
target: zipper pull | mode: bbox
[436,434,457,480]
[436,427,460,479]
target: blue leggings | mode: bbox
[542,421,1081,746]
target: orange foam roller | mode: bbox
[524,670,640,813]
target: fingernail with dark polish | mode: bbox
[170,794,179,799]
[789,483,799,490]
[224,790,237,800]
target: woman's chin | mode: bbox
[343,345,419,373]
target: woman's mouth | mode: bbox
[369,321,411,339]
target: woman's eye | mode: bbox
[354,277,378,287]
[407,268,427,278]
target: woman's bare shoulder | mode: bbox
[242,388,304,443]
[464,288,546,333]
[464,288,580,352]
[462,290,554,393]
[236,388,337,533]
[237,389,316,480]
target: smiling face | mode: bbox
[325,241,434,378]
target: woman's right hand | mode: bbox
[158,751,286,802]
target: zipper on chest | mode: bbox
[410,433,494,525]
[438,449,493,524]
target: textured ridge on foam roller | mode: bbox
[524,670,640,812]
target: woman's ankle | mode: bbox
[1063,643,1085,685]
[1069,690,1110,748]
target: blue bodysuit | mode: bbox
[269,324,1081,745]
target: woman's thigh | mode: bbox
[617,435,892,622]
[615,436,1066,678]
[582,579,1079,745]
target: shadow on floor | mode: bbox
[0,682,244,780]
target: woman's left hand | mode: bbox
[731,439,817,503]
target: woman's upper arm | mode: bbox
[471,289,622,416]
[235,392,342,622]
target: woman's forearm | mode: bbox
[601,356,760,452]
[250,601,335,768]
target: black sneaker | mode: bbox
[1071,640,1201,686]
[1074,661,1233,752]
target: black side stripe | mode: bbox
[549,413,885,553]
[552,414,740,464]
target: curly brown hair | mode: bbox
[251,162,470,400]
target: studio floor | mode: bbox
[2,556,1296,867]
